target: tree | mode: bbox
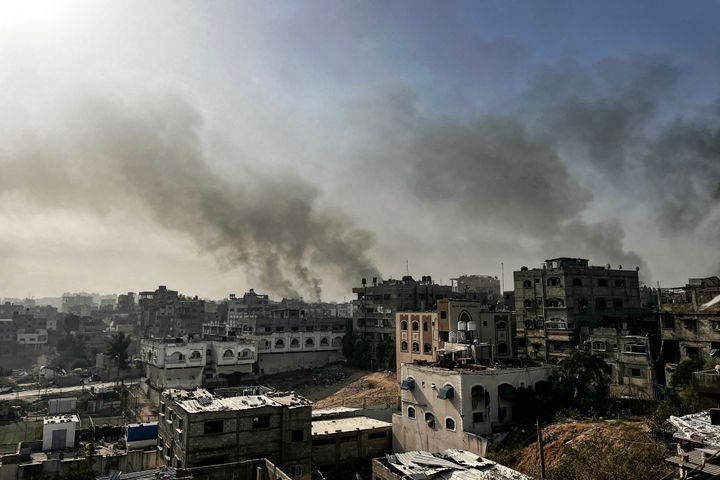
[671,356,705,388]
[552,345,611,413]
[105,332,132,369]
[57,334,91,369]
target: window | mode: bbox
[425,412,435,428]
[291,430,303,442]
[440,310,447,319]
[320,337,329,346]
[615,279,625,287]
[291,338,299,347]
[407,406,416,419]
[714,321,720,332]
[275,339,284,348]
[630,368,642,377]
[312,438,336,446]
[523,299,533,308]
[497,343,509,354]
[368,431,387,439]
[204,420,223,434]
[595,299,607,310]
[189,350,201,360]
[401,341,408,352]
[223,349,234,358]
[547,299,564,308]
[306,326,314,332]
[546,319,567,330]
[276,327,284,332]
[523,280,532,288]
[305,338,314,347]
[401,321,408,330]
[340,435,358,443]
[578,298,589,310]
[424,343,432,353]
[445,417,456,430]
[252,415,271,429]
[613,299,624,309]
[499,407,508,421]
[592,341,606,351]
[573,278,583,287]
[624,344,647,354]
[547,277,561,287]
[471,385,486,409]
[684,319,698,332]
[412,342,420,353]
[289,465,303,477]
[686,346,699,357]
[412,321,419,331]
[423,322,428,331]
[473,412,484,423]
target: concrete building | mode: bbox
[139,286,179,337]
[61,293,95,315]
[0,318,16,344]
[396,301,516,371]
[311,416,392,467]
[372,449,531,480]
[353,276,453,369]
[514,257,642,362]
[158,388,312,479]
[589,329,660,399]
[659,277,720,368]
[453,275,502,305]
[42,415,79,451]
[117,292,137,314]
[394,363,551,455]
[16,328,48,350]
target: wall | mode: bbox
[257,351,341,375]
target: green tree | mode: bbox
[552,346,611,413]
[105,332,132,369]
[57,334,91,369]
[671,356,705,388]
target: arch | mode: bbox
[458,310,472,325]
[423,343,432,354]
[401,321,408,330]
[305,338,315,347]
[424,412,435,428]
[222,349,234,359]
[407,406,416,419]
[412,321,419,331]
[275,339,284,348]
[190,350,201,360]
[290,338,300,348]
[497,343,509,355]
[412,342,420,353]
[498,383,516,400]
[445,417,456,431]
[401,341,408,352]
[320,337,329,346]
[239,349,252,359]
[471,385,486,409]
[168,351,184,363]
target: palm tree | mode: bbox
[554,344,611,406]
[105,332,132,370]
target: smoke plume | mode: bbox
[0,87,378,300]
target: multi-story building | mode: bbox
[117,292,137,314]
[589,328,661,399]
[61,293,95,315]
[353,276,453,369]
[0,318,16,344]
[17,328,48,350]
[660,276,720,365]
[453,275,502,305]
[396,301,516,371]
[394,362,551,455]
[158,387,312,479]
[514,257,642,362]
[176,297,218,337]
[139,286,179,337]
[140,337,256,396]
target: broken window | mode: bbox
[615,279,625,288]
[252,415,270,429]
[423,343,432,354]
[425,412,435,428]
[573,278,583,287]
[630,368,642,377]
[683,319,698,332]
[423,322,428,331]
[547,277,561,287]
[598,279,609,287]
[275,339,284,348]
[473,412,484,423]
[523,280,532,288]
[305,338,315,347]
[662,315,675,329]
[204,420,223,434]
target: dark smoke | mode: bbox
[0,88,378,300]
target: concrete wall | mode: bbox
[311,427,391,466]
[258,351,340,375]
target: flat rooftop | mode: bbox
[312,416,391,435]
[167,388,311,413]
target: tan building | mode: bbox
[393,363,551,455]
[311,416,391,467]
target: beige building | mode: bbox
[393,363,551,455]
[311,416,391,467]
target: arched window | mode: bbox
[223,349,234,358]
[401,341,408,352]
[423,343,432,354]
[497,343,508,354]
[190,351,201,359]
[445,417,456,430]
[459,311,472,324]
[290,338,300,348]
[305,338,314,347]
[275,339,284,348]
[320,337,329,346]
[401,321,408,330]
[424,412,435,428]
[412,322,419,331]
[407,406,415,419]
[412,342,420,353]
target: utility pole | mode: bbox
[536,418,546,480]
[501,262,505,294]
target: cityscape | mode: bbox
[1,1,720,480]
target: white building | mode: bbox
[140,339,208,391]
[42,415,79,451]
[17,329,48,350]
[393,363,552,455]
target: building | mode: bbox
[95,462,292,480]
[589,329,661,399]
[396,301,516,371]
[353,276,453,369]
[139,286,179,337]
[665,411,720,479]
[16,328,48,350]
[0,319,16,344]
[394,362,551,455]
[42,415,79,451]
[61,293,95,315]
[453,275,502,305]
[158,387,312,479]
[311,416,392,467]
[372,449,531,480]
[660,277,720,369]
[117,292,137,314]
[514,257,642,362]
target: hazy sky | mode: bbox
[1,0,719,301]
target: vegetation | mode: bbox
[105,332,132,369]
[57,334,91,369]
[655,356,707,420]
[342,331,370,368]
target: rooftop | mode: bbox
[43,414,79,425]
[377,449,530,480]
[165,388,311,413]
[669,412,720,446]
[312,416,391,435]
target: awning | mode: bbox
[437,384,454,400]
[400,378,415,391]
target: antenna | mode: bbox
[406,260,409,276]
[501,262,505,294]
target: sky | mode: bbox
[0,0,719,301]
